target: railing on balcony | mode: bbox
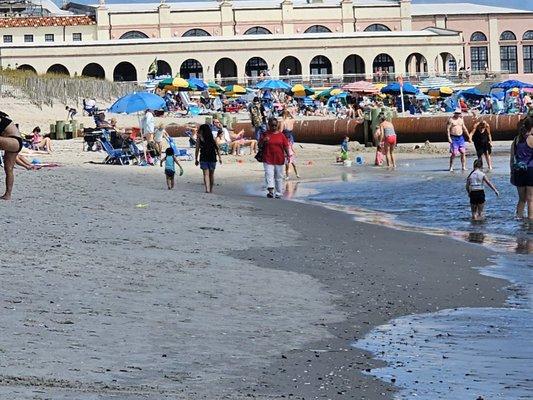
[214,71,510,88]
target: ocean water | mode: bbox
[291,156,532,399]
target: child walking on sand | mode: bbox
[466,159,499,220]
[160,147,183,190]
[284,130,299,180]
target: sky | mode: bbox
[57,0,533,12]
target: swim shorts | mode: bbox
[200,161,217,170]
[165,169,175,178]
[385,135,397,146]
[469,190,485,205]
[450,135,466,156]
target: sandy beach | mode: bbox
[0,130,513,399]
[0,94,516,399]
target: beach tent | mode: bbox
[381,82,418,95]
[256,79,291,90]
[491,80,533,90]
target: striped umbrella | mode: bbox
[342,80,378,94]
[224,84,247,95]
[290,84,315,97]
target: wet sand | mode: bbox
[0,139,510,399]
[228,190,509,399]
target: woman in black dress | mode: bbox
[470,120,493,170]
[195,124,222,193]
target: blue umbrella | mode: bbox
[256,79,292,90]
[381,82,418,95]
[490,80,533,90]
[459,88,487,100]
[188,77,208,91]
[108,92,166,114]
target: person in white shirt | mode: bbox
[465,159,499,221]
[141,109,155,142]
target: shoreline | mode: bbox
[224,182,510,399]
[1,138,512,399]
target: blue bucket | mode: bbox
[355,156,365,165]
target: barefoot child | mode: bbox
[160,147,183,190]
[465,159,499,220]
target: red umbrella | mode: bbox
[342,80,378,94]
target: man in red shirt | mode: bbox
[259,117,290,198]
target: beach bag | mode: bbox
[254,142,264,163]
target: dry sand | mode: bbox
[0,98,511,399]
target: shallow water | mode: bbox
[290,156,533,399]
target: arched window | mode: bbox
[523,31,533,41]
[470,32,487,42]
[364,24,391,32]
[310,55,332,75]
[499,31,516,41]
[304,25,331,34]
[182,29,210,37]
[180,59,203,79]
[119,31,149,39]
[244,27,272,35]
[245,57,268,77]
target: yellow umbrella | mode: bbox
[330,88,343,96]
[428,86,454,97]
[171,77,190,89]
[291,84,315,97]
[224,84,247,95]
[374,83,387,90]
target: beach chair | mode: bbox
[167,137,193,161]
[99,135,130,165]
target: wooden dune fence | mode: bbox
[0,70,139,108]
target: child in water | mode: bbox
[160,147,184,190]
[465,159,499,220]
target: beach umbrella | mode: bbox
[157,76,190,91]
[316,87,343,99]
[224,84,247,95]
[420,76,454,88]
[459,87,487,100]
[290,84,315,97]
[108,92,166,114]
[342,80,378,94]
[187,77,208,91]
[256,79,291,90]
[207,82,225,95]
[381,82,418,95]
[428,86,454,97]
[491,80,533,90]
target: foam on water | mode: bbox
[290,156,532,399]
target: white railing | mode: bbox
[214,71,510,87]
